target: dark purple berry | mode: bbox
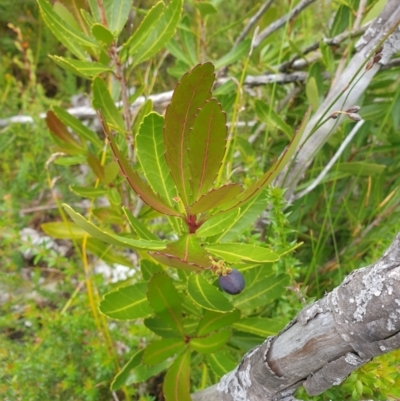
[218,269,245,295]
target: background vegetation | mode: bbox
[1,0,400,400]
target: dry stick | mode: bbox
[0,74,313,128]
[192,231,400,401]
[234,0,275,46]
[330,0,369,90]
[279,23,371,72]
[293,119,364,200]
[253,0,317,48]
[273,0,400,202]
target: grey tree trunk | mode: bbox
[192,232,400,401]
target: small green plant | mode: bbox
[34,0,311,397]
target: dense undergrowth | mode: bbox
[1,0,400,400]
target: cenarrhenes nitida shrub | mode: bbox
[58,62,310,399]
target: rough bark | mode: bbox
[192,232,400,401]
[273,0,400,201]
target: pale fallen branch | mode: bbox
[253,0,317,48]
[192,231,400,401]
[0,73,312,128]
[293,119,364,200]
[273,0,400,202]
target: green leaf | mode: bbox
[57,0,90,36]
[230,331,263,351]
[338,162,385,176]
[215,187,270,242]
[233,273,290,310]
[99,282,153,320]
[255,100,293,139]
[179,16,198,65]
[149,235,211,272]
[46,110,84,151]
[136,112,177,206]
[227,106,312,209]
[126,359,171,384]
[132,98,153,133]
[144,316,180,338]
[306,76,320,111]
[329,4,352,37]
[188,99,227,201]
[196,209,240,238]
[87,152,106,183]
[147,273,184,335]
[165,38,193,67]
[214,39,251,69]
[190,184,242,215]
[206,351,236,377]
[191,329,231,354]
[187,274,233,312]
[86,237,132,267]
[50,55,112,79]
[111,349,144,390]
[91,23,114,45]
[197,309,240,336]
[107,187,121,205]
[163,348,191,401]
[144,338,185,366]
[53,106,102,148]
[140,259,163,280]
[204,243,280,263]
[37,0,97,60]
[132,0,183,66]
[232,317,287,337]
[63,203,167,250]
[103,161,120,185]
[92,77,125,133]
[123,207,159,241]
[102,0,132,35]
[41,221,86,239]
[164,62,215,206]
[194,2,217,18]
[121,1,165,60]
[101,117,182,217]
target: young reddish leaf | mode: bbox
[225,105,312,210]
[189,184,242,215]
[163,348,191,401]
[147,273,184,336]
[164,62,215,206]
[149,234,211,272]
[99,114,182,217]
[188,99,227,201]
[46,110,85,151]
